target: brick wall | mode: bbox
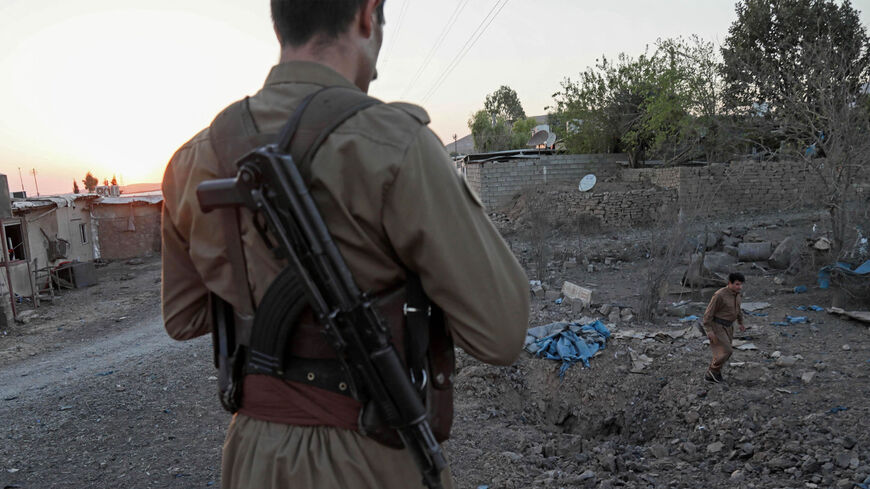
[92,203,162,260]
[468,153,626,208]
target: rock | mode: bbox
[126,258,145,266]
[842,344,851,351]
[769,236,802,269]
[771,351,782,359]
[15,310,39,324]
[814,237,832,251]
[531,286,545,299]
[843,437,856,450]
[767,456,793,470]
[685,411,700,425]
[801,371,816,383]
[598,304,612,316]
[545,290,561,302]
[619,308,634,322]
[835,453,852,469]
[562,281,592,308]
[578,469,596,481]
[704,252,738,273]
[836,480,853,489]
[707,442,724,454]
[501,451,523,462]
[608,310,620,323]
[730,469,745,481]
[774,276,785,285]
[649,444,668,459]
[587,264,595,273]
[776,355,800,367]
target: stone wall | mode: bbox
[466,154,626,208]
[622,167,681,189]
[676,161,823,215]
[561,188,678,227]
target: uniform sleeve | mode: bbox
[382,127,529,366]
[161,162,210,341]
[702,293,720,329]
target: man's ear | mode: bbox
[357,0,382,39]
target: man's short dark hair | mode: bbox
[729,272,745,284]
[271,0,386,47]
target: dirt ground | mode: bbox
[1,205,869,489]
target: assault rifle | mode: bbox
[196,144,447,489]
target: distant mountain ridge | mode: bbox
[120,183,161,194]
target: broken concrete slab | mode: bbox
[742,302,771,312]
[827,307,870,324]
[561,281,593,308]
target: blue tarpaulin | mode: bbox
[818,260,870,289]
[794,305,824,312]
[524,320,611,377]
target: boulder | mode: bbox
[769,236,802,269]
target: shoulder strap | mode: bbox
[208,97,269,316]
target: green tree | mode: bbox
[721,0,870,254]
[484,85,526,122]
[468,109,510,152]
[721,0,869,122]
[511,117,540,148]
[82,172,98,193]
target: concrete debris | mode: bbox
[738,241,772,262]
[742,302,771,312]
[736,343,758,351]
[561,281,593,308]
[629,351,653,373]
[813,237,832,251]
[827,307,870,324]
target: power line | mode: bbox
[421,0,511,104]
[380,0,410,66]
[400,0,471,99]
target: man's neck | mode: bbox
[279,42,367,92]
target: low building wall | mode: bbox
[466,154,626,208]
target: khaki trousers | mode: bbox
[221,414,455,489]
[707,322,734,374]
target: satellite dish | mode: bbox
[579,174,597,192]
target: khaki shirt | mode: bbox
[703,286,744,328]
[162,61,529,363]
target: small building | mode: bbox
[90,192,163,260]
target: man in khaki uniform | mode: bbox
[160,1,530,488]
[702,272,746,383]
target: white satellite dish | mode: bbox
[578,174,597,192]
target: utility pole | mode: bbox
[453,134,458,154]
[17,167,25,193]
[31,168,40,197]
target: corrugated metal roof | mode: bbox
[12,194,99,210]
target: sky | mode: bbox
[1,0,869,195]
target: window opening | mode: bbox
[80,223,88,244]
[4,224,26,261]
